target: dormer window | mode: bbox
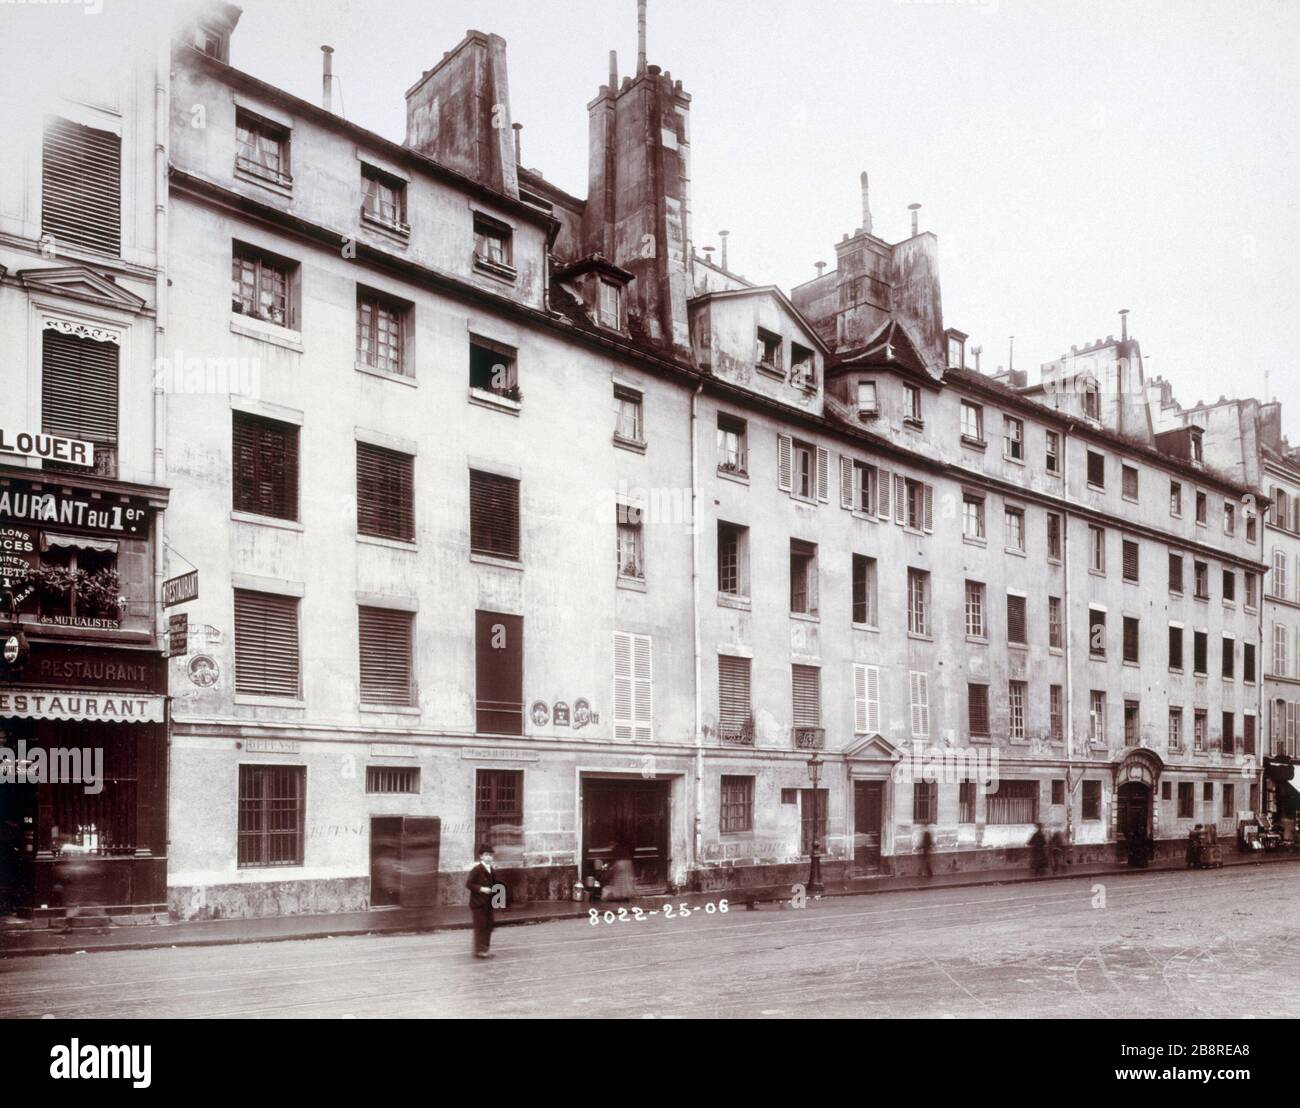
[904,383,922,424]
[598,279,622,329]
[1083,381,1100,420]
[857,380,879,418]
[947,336,964,370]
[791,342,815,389]
[194,24,229,62]
[756,328,782,373]
[361,164,408,234]
[1190,427,1204,464]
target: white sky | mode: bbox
[7,0,1300,437]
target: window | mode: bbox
[1009,681,1026,739]
[613,632,653,742]
[1050,685,1064,742]
[366,765,420,794]
[780,436,823,502]
[909,671,930,737]
[905,479,933,531]
[1246,571,1258,609]
[987,781,1038,825]
[1170,480,1183,516]
[1082,780,1101,821]
[718,522,748,597]
[1276,487,1291,531]
[476,611,523,735]
[1194,710,1207,752]
[853,555,878,626]
[192,23,229,60]
[1222,637,1235,680]
[755,327,783,371]
[1274,624,1289,677]
[913,781,937,824]
[469,336,519,400]
[613,385,644,444]
[845,459,876,514]
[1224,501,1235,535]
[1047,513,1062,560]
[1051,780,1066,806]
[1083,383,1100,421]
[1089,691,1107,744]
[42,118,121,255]
[799,789,829,855]
[232,411,298,521]
[959,781,976,824]
[1086,450,1105,488]
[718,656,753,741]
[1222,783,1235,819]
[791,343,816,388]
[1090,526,1106,573]
[1169,625,1184,671]
[475,770,524,860]
[233,589,300,697]
[1222,711,1235,755]
[1177,781,1193,818]
[962,494,985,541]
[1121,464,1138,500]
[1089,607,1106,657]
[1003,416,1024,461]
[904,383,922,422]
[1193,630,1208,676]
[968,683,990,736]
[1124,701,1139,746]
[356,441,414,542]
[41,327,119,477]
[469,470,521,560]
[616,504,645,580]
[473,213,513,268]
[1245,642,1256,684]
[961,400,984,442]
[789,539,819,615]
[1195,490,1207,525]
[1004,506,1025,552]
[1191,430,1204,464]
[1247,512,1257,542]
[1045,430,1060,474]
[231,242,296,327]
[358,606,414,706]
[1122,539,1139,582]
[1048,596,1063,649]
[907,568,930,636]
[717,414,748,474]
[1204,782,1214,803]
[1194,561,1209,600]
[598,279,622,329]
[1169,552,1184,594]
[857,380,879,416]
[720,776,754,833]
[235,109,291,187]
[237,765,305,867]
[792,664,822,727]
[1007,594,1027,646]
[356,288,409,375]
[1273,549,1288,599]
[360,164,407,231]
[1244,713,1256,755]
[965,580,985,638]
[1123,616,1139,664]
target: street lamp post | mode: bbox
[806,752,824,896]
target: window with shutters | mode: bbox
[1046,430,1061,474]
[235,109,291,188]
[1122,539,1139,582]
[720,775,754,833]
[232,241,297,327]
[360,163,408,233]
[613,386,644,446]
[784,438,827,502]
[356,287,410,375]
[469,335,519,401]
[1169,708,1183,752]
[613,632,653,742]
[238,765,305,867]
[755,327,783,372]
[1272,549,1287,598]
[1244,712,1256,755]
[909,670,930,737]
[232,411,299,521]
[1048,596,1063,650]
[41,327,119,478]
[1009,681,1026,739]
[1195,490,1207,525]
[791,664,821,727]
[968,682,990,737]
[1086,450,1105,488]
[476,611,523,735]
[790,539,818,615]
[1274,624,1289,677]
[475,769,523,855]
[1121,464,1138,500]
[42,118,121,256]
[366,765,420,794]
[987,780,1038,825]
[1170,480,1183,516]
[718,655,753,742]
[904,479,932,532]
[717,413,747,475]
[1003,416,1024,461]
[1193,630,1208,676]
[1089,607,1106,658]
[1004,506,1025,553]
[913,781,937,824]
[1222,636,1235,680]
[233,589,300,698]
[1123,616,1139,664]
[962,493,985,541]
[852,554,877,626]
[1245,641,1256,684]
[1194,709,1207,752]
[1089,691,1106,744]
[1007,594,1027,646]
[717,521,749,598]
[1169,551,1184,594]
[1221,711,1235,755]
[469,470,520,560]
[1169,625,1184,671]
[965,580,986,638]
[799,789,829,855]
[1245,571,1258,609]
[1194,560,1209,600]
[1047,512,1062,561]
[1089,525,1105,573]
[841,458,876,514]
[1050,685,1064,742]
[1082,780,1102,821]
[357,442,414,542]
[854,663,880,734]
[907,568,929,636]
[960,400,984,443]
[616,503,645,581]
[1124,700,1139,746]
[358,606,414,706]
[959,780,976,823]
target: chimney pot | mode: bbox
[815,260,826,277]
[718,229,729,271]
[321,45,334,113]
[637,0,648,74]
[859,171,872,237]
[908,202,921,237]
[512,122,522,164]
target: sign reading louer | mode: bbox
[0,427,94,468]
[0,690,166,723]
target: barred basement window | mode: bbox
[357,442,415,542]
[968,683,990,737]
[358,607,414,706]
[235,109,291,188]
[986,780,1038,825]
[959,781,976,823]
[469,470,520,559]
[232,241,297,327]
[913,781,937,824]
[42,118,121,255]
[233,589,300,697]
[232,410,299,521]
[41,328,119,477]
[720,775,754,833]
[475,769,523,855]
[356,288,410,375]
[800,788,829,855]
[366,765,420,794]
[238,764,305,866]
[791,664,821,727]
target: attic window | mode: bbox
[194,25,229,62]
[598,279,621,329]
[1082,381,1100,420]
[473,213,514,276]
[235,110,291,189]
[755,328,782,373]
[791,343,815,388]
[1190,427,1204,463]
[361,164,409,234]
[857,380,879,418]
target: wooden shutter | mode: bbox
[1123,540,1139,581]
[894,475,906,525]
[777,434,793,492]
[969,683,989,735]
[42,117,121,255]
[1007,595,1027,644]
[469,470,520,558]
[1169,626,1183,670]
[232,411,299,521]
[358,606,413,705]
[357,442,415,541]
[41,329,118,444]
[877,468,891,519]
[476,611,523,735]
[922,483,934,533]
[613,632,653,742]
[791,664,821,727]
[815,447,830,502]
[233,589,300,697]
[910,671,929,736]
[718,655,752,728]
[854,663,880,735]
[839,456,854,510]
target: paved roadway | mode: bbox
[3,865,1297,1018]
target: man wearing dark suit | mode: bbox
[466,845,497,959]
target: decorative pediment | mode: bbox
[17,266,147,312]
[844,732,904,761]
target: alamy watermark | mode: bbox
[0,740,103,794]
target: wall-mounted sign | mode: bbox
[0,526,37,590]
[29,644,162,691]
[573,698,592,729]
[187,654,219,688]
[0,427,94,468]
[553,701,571,727]
[243,738,300,754]
[167,613,188,658]
[162,570,199,608]
[461,747,540,763]
[373,743,416,759]
[0,690,165,724]
[530,700,550,727]
[0,484,149,535]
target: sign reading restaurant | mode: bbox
[0,427,94,468]
[0,486,148,534]
[0,690,166,724]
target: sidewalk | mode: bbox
[4,849,1296,958]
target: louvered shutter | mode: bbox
[922,483,934,532]
[41,329,118,445]
[969,684,989,736]
[233,589,300,697]
[854,662,880,735]
[42,117,121,255]
[358,606,414,705]
[1123,541,1139,581]
[839,456,854,510]
[777,434,793,492]
[1007,595,1027,644]
[864,664,880,734]
[633,634,653,742]
[718,655,751,729]
[469,470,520,558]
[815,447,830,502]
[792,664,821,727]
[357,442,415,542]
[613,632,634,740]
[232,412,298,521]
[910,671,929,737]
[877,468,891,519]
[894,475,906,525]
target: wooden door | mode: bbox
[582,779,669,890]
[854,780,884,871]
[369,817,402,907]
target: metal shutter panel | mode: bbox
[42,118,121,255]
[357,442,415,541]
[233,589,300,696]
[469,470,520,558]
[358,606,414,705]
[718,655,751,728]
[41,329,118,444]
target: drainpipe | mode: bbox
[1061,422,1076,847]
[690,381,704,877]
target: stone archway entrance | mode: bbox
[1112,747,1163,845]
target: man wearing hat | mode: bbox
[465,845,497,959]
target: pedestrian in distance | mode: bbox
[1028,822,1048,877]
[919,822,934,879]
[466,845,498,959]
[1049,827,1067,874]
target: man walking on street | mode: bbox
[466,845,497,959]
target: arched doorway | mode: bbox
[1112,747,1163,851]
[1116,781,1151,842]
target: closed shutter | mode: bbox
[469,470,520,558]
[613,632,652,742]
[791,664,820,726]
[877,468,891,519]
[41,329,118,444]
[922,483,934,533]
[1007,595,1027,644]
[42,118,121,255]
[1169,626,1183,670]
[357,442,415,541]
[1169,553,1183,593]
[232,411,298,521]
[777,434,793,492]
[969,683,989,735]
[893,475,906,525]
[1194,631,1207,674]
[233,589,300,697]
[358,606,413,705]
[476,611,523,735]
[854,663,879,734]
[1123,540,1139,581]
[815,446,830,502]
[839,456,854,510]
[1124,617,1140,663]
[718,655,751,728]
[910,671,929,737]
